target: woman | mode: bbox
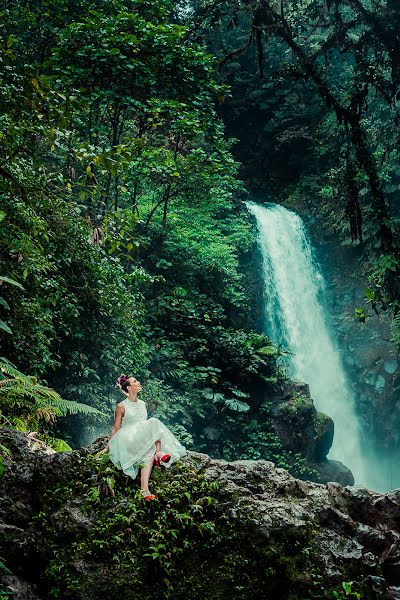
[105,374,186,500]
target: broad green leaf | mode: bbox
[0,321,12,334]
[0,297,10,310]
[229,387,249,398]
[0,276,24,290]
[224,398,250,412]
[257,345,278,356]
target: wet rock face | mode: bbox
[2,430,398,599]
[317,238,397,440]
[293,206,400,466]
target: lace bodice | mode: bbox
[121,399,147,427]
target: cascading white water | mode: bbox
[247,201,387,490]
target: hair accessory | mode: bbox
[115,374,128,388]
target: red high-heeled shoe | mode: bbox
[140,489,157,501]
[154,453,171,467]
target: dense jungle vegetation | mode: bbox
[1,0,400,474]
[0,0,293,471]
[198,0,400,316]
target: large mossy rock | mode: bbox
[1,430,400,599]
[266,381,354,486]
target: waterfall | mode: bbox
[247,201,386,490]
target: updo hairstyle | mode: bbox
[115,373,134,394]
[121,378,132,393]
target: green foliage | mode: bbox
[306,577,365,599]
[201,387,250,413]
[354,308,366,322]
[391,310,400,349]
[32,451,323,600]
[0,358,104,437]
[0,554,12,600]
[0,0,310,474]
[222,418,317,481]
[0,272,24,335]
[364,253,400,348]
[333,581,362,599]
[193,0,400,322]
[0,441,11,480]
[39,455,223,599]
[0,186,147,431]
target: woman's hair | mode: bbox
[115,373,133,394]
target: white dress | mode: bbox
[108,399,186,479]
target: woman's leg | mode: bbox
[155,439,162,460]
[140,456,155,491]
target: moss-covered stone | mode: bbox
[0,430,395,600]
[31,452,316,599]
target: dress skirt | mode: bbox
[109,416,186,479]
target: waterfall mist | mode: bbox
[248,201,392,491]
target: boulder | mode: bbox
[265,380,352,483]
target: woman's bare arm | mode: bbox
[109,404,124,442]
[99,404,124,453]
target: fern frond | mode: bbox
[39,397,106,417]
[0,358,105,418]
[34,406,58,423]
[391,312,400,348]
[0,358,36,385]
[0,555,11,574]
[0,379,16,388]
[0,384,61,405]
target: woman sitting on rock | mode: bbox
[105,374,186,500]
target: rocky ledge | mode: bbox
[1,429,400,599]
